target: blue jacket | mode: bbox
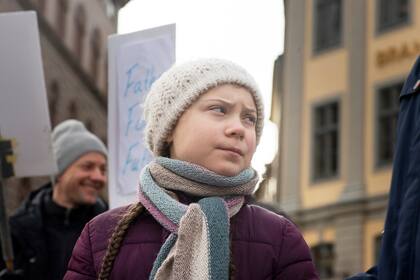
[377,56,420,280]
[347,56,420,279]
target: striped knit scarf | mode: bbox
[138,157,259,280]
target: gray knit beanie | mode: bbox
[52,119,107,176]
[144,58,264,156]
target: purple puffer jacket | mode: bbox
[64,200,319,280]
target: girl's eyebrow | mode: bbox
[243,108,257,115]
[201,98,257,112]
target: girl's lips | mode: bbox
[218,146,244,156]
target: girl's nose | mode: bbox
[225,118,245,139]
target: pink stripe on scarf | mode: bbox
[226,196,244,208]
[138,191,179,233]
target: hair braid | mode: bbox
[98,202,144,280]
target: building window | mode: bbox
[313,0,342,53]
[68,100,79,118]
[38,0,46,14]
[313,101,340,181]
[101,136,107,146]
[376,82,401,167]
[74,5,86,59]
[377,0,410,33]
[56,0,68,36]
[85,119,94,132]
[90,28,102,81]
[48,80,60,126]
[311,243,335,278]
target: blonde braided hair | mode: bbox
[98,202,144,279]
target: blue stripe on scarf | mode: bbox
[149,233,177,280]
[140,167,186,225]
[199,197,230,280]
[156,156,255,187]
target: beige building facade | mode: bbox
[264,0,418,278]
[1,0,127,215]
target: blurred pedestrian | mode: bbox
[64,58,319,279]
[0,119,108,280]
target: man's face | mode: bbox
[55,152,107,207]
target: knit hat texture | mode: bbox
[144,58,264,156]
[52,119,107,175]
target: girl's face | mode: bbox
[167,84,257,176]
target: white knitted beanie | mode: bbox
[144,58,264,156]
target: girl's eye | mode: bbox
[210,106,225,114]
[244,115,257,125]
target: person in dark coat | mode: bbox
[64,58,319,279]
[0,120,108,280]
[346,56,420,280]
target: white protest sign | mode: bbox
[108,24,175,208]
[0,11,57,178]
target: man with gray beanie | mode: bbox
[0,120,108,280]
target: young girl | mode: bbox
[64,58,319,280]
